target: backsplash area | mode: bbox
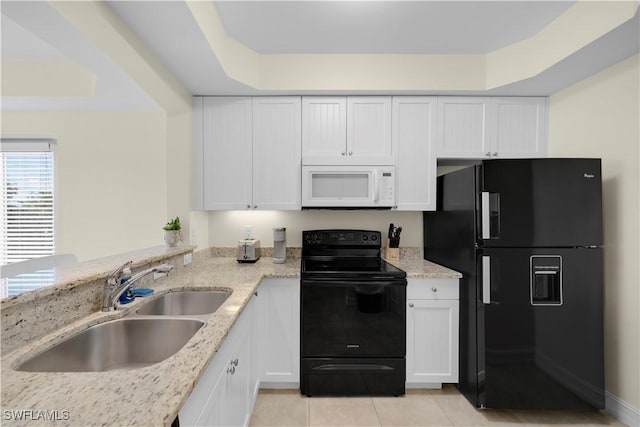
[208,210,423,248]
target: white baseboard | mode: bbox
[260,381,300,389]
[606,391,640,427]
[406,382,442,389]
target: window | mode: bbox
[1,138,56,297]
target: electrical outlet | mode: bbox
[243,225,254,239]
[183,253,192,266]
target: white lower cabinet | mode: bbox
[255,278,300,386]
[179,278,300,426]
[406,278,459,388]
[179,296,256,427]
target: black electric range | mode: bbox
[300,229,407,397]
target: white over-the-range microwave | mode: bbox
[301,165,395,208]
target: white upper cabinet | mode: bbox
[393,97,437,211]
[491,97,547,158]
[301,97,346,161]
[347,97,393,164]
[194,97,301,211]
[252,97,302,210]
[437,97,491,158]
[437,97,547,159]
[302,96,394,165]
[201,97,253,210]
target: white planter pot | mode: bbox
[164,230,182,247]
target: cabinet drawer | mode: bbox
[407,278,458,300]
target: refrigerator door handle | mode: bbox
[481,192,491,239]
[482,256,491,304]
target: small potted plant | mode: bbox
[163,216,182,247]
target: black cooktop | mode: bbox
[301,229,406,280]
[301,258,405,279]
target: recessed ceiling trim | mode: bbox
[187,1,639,93]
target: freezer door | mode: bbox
[477,248,604,409]
[479,159,602,247]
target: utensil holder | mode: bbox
[386,246,400,260]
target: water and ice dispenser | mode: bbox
[530,256,562,306]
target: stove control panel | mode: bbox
[303,230,381,247]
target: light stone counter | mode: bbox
[386,257,462,279]
[1,252,458,427]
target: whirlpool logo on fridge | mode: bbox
[584,173,596,179]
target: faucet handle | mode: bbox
[107,260,133,285]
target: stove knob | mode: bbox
[362,235,368,241]
[370,234,378,242]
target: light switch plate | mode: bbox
[183,253,192,266]
[243,225,254,239]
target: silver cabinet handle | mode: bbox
[482,256,491,304]
[246,204,250,209]
[492,152,498,157]
[348,151,353,156]
[227,366,235,375]
[431,287,437,293]
[254,205,257,209]
[231,358,239,366]
[408,303,414,308]
[486,152,491,157]
[342,152,346,156]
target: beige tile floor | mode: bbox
[249,386,627,427]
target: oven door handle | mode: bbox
[312,364,395,371]
[301,280,406,288]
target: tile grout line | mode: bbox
[370,396,383,427]
[431,394,459,427]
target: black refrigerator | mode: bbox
[424,158,604,410]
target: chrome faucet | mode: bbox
[102,261,174,312]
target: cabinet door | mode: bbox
[226,323,252,427]
[252,97,302,210]
[437,97,491,159]
[491,97,547,158]
[258,278,300,385]
[347,96,393,165]
[393,97,437,211]
[196,371,229,427]
[302,97,347,164]
[406,299,459,385]
[202,97,253,210]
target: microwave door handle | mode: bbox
[373,171,379,202]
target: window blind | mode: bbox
[1,138,56,297]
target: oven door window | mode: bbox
[301,280,406,358]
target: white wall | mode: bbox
[2,111,169,261]
[208,210,423,249]
[548,54,639,414]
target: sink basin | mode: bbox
[16,318,203,372]
[136,290,231,316]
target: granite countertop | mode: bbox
[387,258,462,279]
[1,255,459,426]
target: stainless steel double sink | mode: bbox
[16,290,232,373]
